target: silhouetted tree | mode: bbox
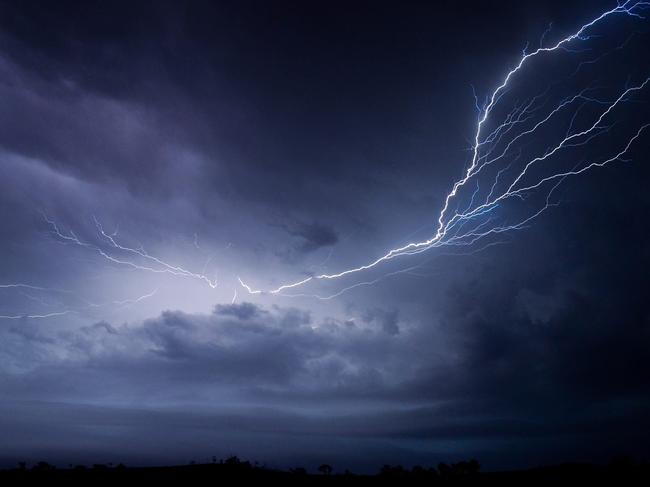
[225,456,241,466]
[412,465,429,478]
[318,464,333,475]
[224,456,252,470]
[438,462,452,477]
[32,461,55,472]
[379,465,407,478]
[449,459,481,476]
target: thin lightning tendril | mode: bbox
[43,213,218,288]
[0,287,158,320]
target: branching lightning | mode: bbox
[238,0,650,297]
[43,214,218,288]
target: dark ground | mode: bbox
[2,457,649,485]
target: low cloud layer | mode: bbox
[2,249,649,469]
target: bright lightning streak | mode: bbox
[237,277,263,295]
[0,283,70,292]
[239,0,650,296]
[508,123,650,195]
[0,310,77,320]
[279,240,510,301]
[88,288,159,309]
[43,214,218,288]
[445,78,650,228]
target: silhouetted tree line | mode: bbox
[379,458,480,479]
[3,455,650,484]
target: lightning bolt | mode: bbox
[238,0,650,296]
[43,213,218,288]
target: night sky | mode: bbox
[1,0,649,473]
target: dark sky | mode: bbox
[0,0,649,473]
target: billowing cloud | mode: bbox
[280,221,339,254]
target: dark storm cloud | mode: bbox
[0,302,403,399]
[215,302,263,320]
[363,308,400,336]
[0,0,560,212]
[279,220,339,253]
